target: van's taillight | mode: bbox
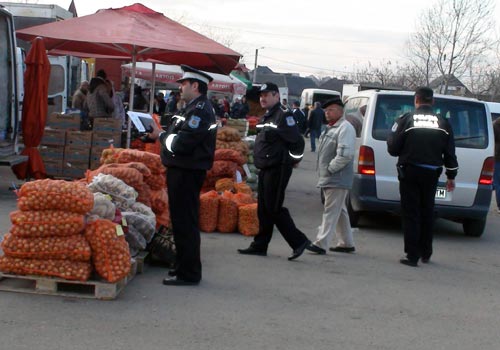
[358,146,375,175]
[478,157,494,185]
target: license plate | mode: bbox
[435,187,447,199]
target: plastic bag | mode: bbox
[18,179,94,214]
[147,225,176,268]
[124,226,147,257]
[0,256,91,281]
[217,191,238,233]
[87,174,137,210]
[199,191,219,232]
[1,233,91,262]
[10,210,85,238]
[84,219,131,283]
[130,202,156,227]
[238,203,259,236]
[88,192,116,221]
[122,212,155,243]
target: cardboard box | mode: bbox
[89,146,106,170]
[41,128,66,146]
[93,118,122,133]
[64,146,90,164]
[62,161,88,179]
[92,131,122,148]
[46,112,81,130]
[44,159,63,177]
[40,145,64,162]
[66,130,93,148]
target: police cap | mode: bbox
[177,65,214,84]
[260,82,280,94]
[322,97,344,109]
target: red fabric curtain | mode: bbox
[12,37,51,180]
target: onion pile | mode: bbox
[0,256,91,281]
[84,219,131,283]
[1,233,91,261]
[18,180,94,214]
[10,210,85,238]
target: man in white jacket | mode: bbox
[306,98,357,255]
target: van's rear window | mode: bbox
[372,95,489,149]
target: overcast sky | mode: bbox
[20,0,500,77]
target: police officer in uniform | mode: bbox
[147,65,217,285]
[238,82,310,260]
[387,87,458,267]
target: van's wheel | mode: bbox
[463,218,486,237]
[347,194,360,227]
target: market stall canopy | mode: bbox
[122,62,247,94]
[15,3,241,74]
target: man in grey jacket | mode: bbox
[306,98,357,255]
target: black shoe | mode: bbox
[421,257,430,264]
[162,276,200,286]
[237,245,267,256]
[305,243,326,255]
[168,269,177,277]
[288,240,310,261]
[399,258,418,267]
[329,246,356,253]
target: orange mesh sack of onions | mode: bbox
[0,256,91,281]
[9,210,85,238]
[216,191,238,233]
[238,203,259,237]
[17,179,94,214]
[84,219,131,283]
[1,233,91,262]
[199,190,219,233]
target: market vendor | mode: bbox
[146,65,217,286]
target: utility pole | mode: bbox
[253,47,264,83]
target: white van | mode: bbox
[0,6,24,165]
[485,102,500,121]
[300,88,341,109]
[345,90,494,237]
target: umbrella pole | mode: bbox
[126,48,137,148]
[149,63,156,114]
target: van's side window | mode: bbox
[344,97,368,137]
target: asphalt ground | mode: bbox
[0,150,499,350]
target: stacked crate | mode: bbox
[40,114,123,178]
[90,119,122,170]
[40,113,80,177]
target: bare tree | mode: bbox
[408,0,496,94]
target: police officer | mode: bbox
[387,86,458,267]
[147,65,217,285]
[238,82,310,260]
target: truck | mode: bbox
[2,2,87,113]
[0,5,25,167]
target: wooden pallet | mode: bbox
[0,259,137,300]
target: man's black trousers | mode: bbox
[252,165,308,250]
[167,167,206,282]
[399,164,440,262]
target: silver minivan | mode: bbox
[344,90,494,237]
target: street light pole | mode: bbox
[253,47,264,83]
